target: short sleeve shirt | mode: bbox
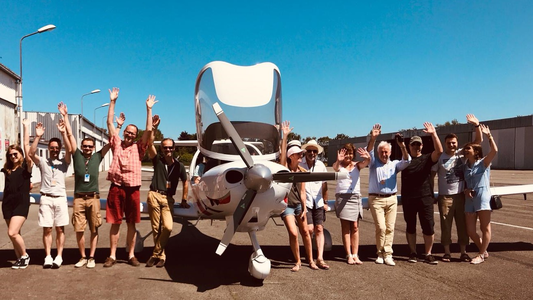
[432,151,465,195]
[73,149,104,193]
[368,150,410,194]
[106,133,147,187]
[37,156,69,197]
[299,159,327,209]
[150,155,187,197]
[401,153,435,198]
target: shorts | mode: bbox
[402,195,435,236]
[106,184,141,224]
[306,207,325,226]
[38,195,69,227]
[281,203,302,218]
[72,195,102,233]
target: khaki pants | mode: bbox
[147,191,174,260]
[369,195,397,256]
[438,194,468,246]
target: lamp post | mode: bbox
[94,103,109,125]
[17,24,56,143]
[81,89,100,118]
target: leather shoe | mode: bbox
[146,256,158,267]
[155,259,165,268]
[128,257,140,267]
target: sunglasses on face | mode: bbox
[82,145,94,149]
[163,146,174,150]
[307,150,318,154]
[49,147,60,150]
[8,153,19,158]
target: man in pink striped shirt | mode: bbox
[103,87,157,268]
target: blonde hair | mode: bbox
[3,145,24,175]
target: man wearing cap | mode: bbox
[401,122,442,264]
[431,114,482,262]
[366,124,410,266]
[300,139,329,270]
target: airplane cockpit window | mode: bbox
[195,62,282,162]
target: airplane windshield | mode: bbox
[195,62,282,160]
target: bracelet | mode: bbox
[117,125,122,129]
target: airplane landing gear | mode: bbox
[248,231,271,279]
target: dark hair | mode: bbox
[81,138,95,146]
[341,143,355,154]
[49,137,62,149]
[161,138,175,147]
[464,142,483,160]
[126,124,138,134]
[445,133,458,142]
[3,145,24,174]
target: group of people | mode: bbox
[2,87,189,269]
[277,114,497,271]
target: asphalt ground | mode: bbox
[1,168,533,299]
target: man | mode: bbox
[401,122,443,264]
[145,116,189,267]
[28,117,73,269]
[300,139,329,270]
[367,124,409,266]
[103,87,155,267]
[431,114,482,262]
[59,102,113,268]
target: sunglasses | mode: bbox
[307,149,318,154]
[163,146,174,150]
[8,153,19,158]
[49,147,60,150]
[82,145,94,149]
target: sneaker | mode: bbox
[471,254,485,265]
[103,257,116,268]
[128,257,140,267]
[375,254,384,264]
[425,254,438,265]
[18,255,30,269]
[12,258,21,269]
[155,259,166,268]
[483,251,489,259]
[86,258,96,269]
[145,256,158,268]
[43,255,53,269]
[52,256,63,269]
[408,253,418,263]
[75,257,88,268]
[384,255,396,266]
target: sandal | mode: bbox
[309,261,319,270]
[442,254,451,262]
[346,255,355,265]
[483,251,489,259]
[316,259,330,270]
[459,253,471,262]
[291,263,301,272]
[353,254,363,265]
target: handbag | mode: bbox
[490,195,503,210]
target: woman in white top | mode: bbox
[333,143,370,265]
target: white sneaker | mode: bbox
[86,258,96,269]
[53,256,63,269]
[43,255,53,269]
[75,257,88,268]
[384,255,396,266]
[375,254,384,264]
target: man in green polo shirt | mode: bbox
[145,115,189,267]
[60,102,114,268]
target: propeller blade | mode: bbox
[212,103,254,169]
[215,189,258,255]
[272,171,349,183]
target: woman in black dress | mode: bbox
[2,120,33,269]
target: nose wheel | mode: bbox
[248,231,271,279]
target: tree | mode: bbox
[333,133,350,140]
[287,132,301,142]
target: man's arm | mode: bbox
[466,114,483,144]
[58,102,77,151]
[423,122,443,162]
[57,119,72,164]
[142,95,158,145]
[29,122,45,165]
[181,179,190,208]
[367,124,381,152]
[22,119,33,170]
[321,182,328,210]
[147,115,160,159]
[107,87,119,137]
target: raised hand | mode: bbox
[422,122,436,135]
[281,120,293,137]
[35,122,45,137]
[466,114,479,126]
[480,124,491,135]
[58,102,68,116]
[153,114,160,127]
[116,112,126,126]
[22,119,30,127]
[57,119,66,133]
[357,147,370,159]
[337,148,346,162]
[395,133,405,146]
[109,87,119,102]
[146,95,158,109]
[370,124,381,138]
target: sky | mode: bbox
[2,0,532,140]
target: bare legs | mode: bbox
[283,214,315,271]
[341,219,361,264]
[466,211,492,256]
[6,216,27,258]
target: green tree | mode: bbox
[333,133,349,140]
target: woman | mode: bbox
[463,124,498,264]
[279,121,317,272]
[2,120,33,269]
[333,144,370,265]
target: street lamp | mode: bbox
[17,24,56,143]
[81,89,101,117]
[94,103,109,125]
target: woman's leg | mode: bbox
[283,215,301,270]
[6,216,27,258]
[297,215,316,269]
[351,220,362,264]
[465,212,482,251]
[477,210,492,254]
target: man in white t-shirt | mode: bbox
[431,114,482,262]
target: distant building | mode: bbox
[329,115,533,170]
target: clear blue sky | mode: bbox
[2,1,532,140]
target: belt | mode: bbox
[150,189,168,196]
[75,192,100,199]
[369,193,396,197]
[40,192,61,198]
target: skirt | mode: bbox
[335,193,362,222]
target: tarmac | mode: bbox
[1,168,533,299]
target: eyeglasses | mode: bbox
[307,150,318,154]
[8,153,19,158]
[49,147,60,150]
[163,146,174,150]
[124,130,136,136]
[82,145,94,149]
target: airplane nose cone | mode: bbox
[244,164,272,193]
